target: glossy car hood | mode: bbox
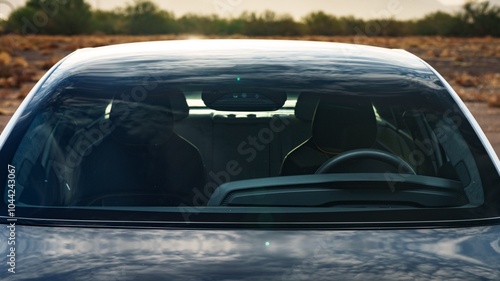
[1,225,500,280]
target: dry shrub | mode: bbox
[0,99,22,115]
[454,72,480,88]
[488,95,500,107]
[63,44,79,51]
[40,56,63,70]
[0,53,13,80]
[422,49,439,59]
[440,49,453,58]
[0,89,10,99]
[39,49,54,56]
[0,77,20,88]
[0,78,10,88]
[16,70,37,86]
[0,52,12,66]
[0,54,35,88]
[18,83,36,99]
[12,57,28,68]
[19,42,37,52]
[483,73,500,87]
[39,42,59,50]
[0,52,13,86]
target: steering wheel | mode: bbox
[315,149,416,175]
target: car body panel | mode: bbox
[1,225,500,280]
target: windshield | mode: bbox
[2,42,499,227]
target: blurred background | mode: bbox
[0,0,499,152]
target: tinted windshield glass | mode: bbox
[2,41,499,226]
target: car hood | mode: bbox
[2,224,500,280]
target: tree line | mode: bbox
[2,0,500,37]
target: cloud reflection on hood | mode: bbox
[1,225,499,280]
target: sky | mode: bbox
[0,0,469,20]
[87,0,466,14]
[438,0,464,4]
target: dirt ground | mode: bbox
[0,35,499,156]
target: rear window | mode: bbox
[2,53,500,227]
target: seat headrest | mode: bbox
[295,92,320,122]
[169,89,189,121]
[110,88,183,145]
[312,95,377,154]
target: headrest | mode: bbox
[312,95,377,154]
[295,92,320,122]
[110,88,177,145]
[169,89,189,121]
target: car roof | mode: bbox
[59,39,427,71]
[44,39,442,97]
